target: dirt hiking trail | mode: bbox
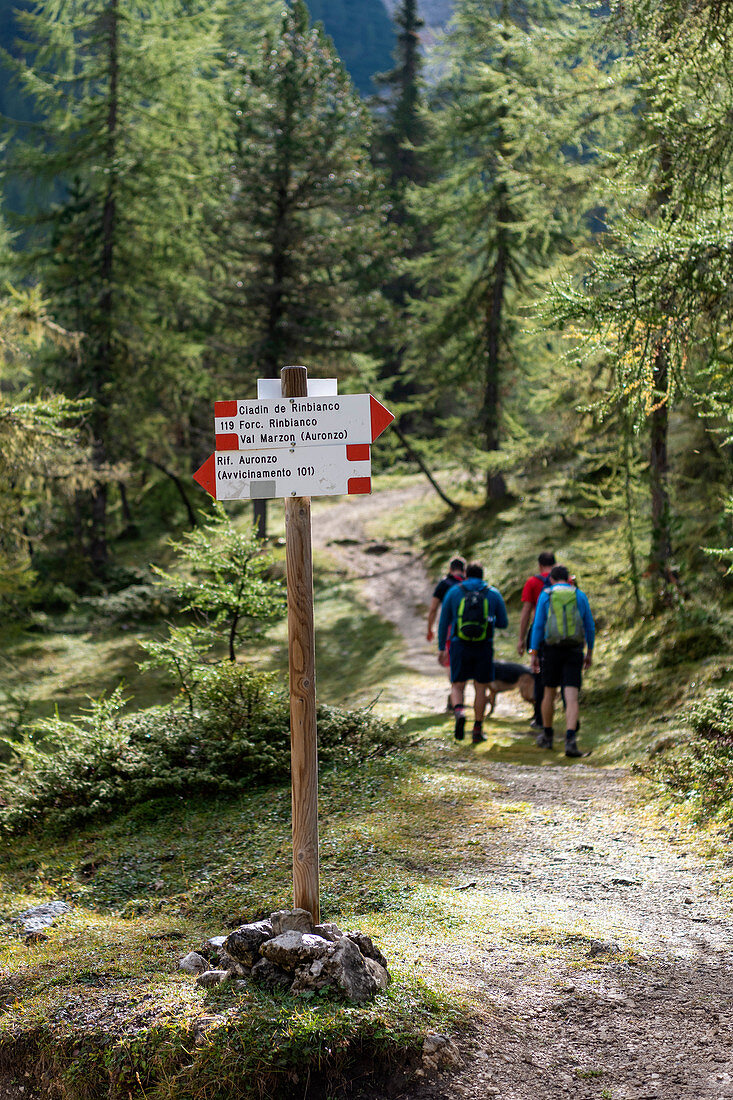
[315,484,733,1100]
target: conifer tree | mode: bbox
[406,0,598,504]
[371,0,433,418]
[373,0,429,192]
[552,0,733,606]
[212,0,389,534]
[2,0,222,572]
[0,284,88,609]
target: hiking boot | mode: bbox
[530,718,543,730]
[536,730,554,749]
[472,723,487,744]
[565,733,582,758]
[454,713,466,740]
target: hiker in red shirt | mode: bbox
[517,551,555,730]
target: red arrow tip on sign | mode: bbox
[370,395,394,442]
[193,453,217,498]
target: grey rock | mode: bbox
[195,969,231,987]
[423,1032,450,1055]
[313,922,344,942]
[289,938,382,1004]
[364,956,389,991]
[588,940,621,958]
[198,935,226,960]
[260,931,333,971]
[179,951,209,975]
[14,901,71,934]
[291,958,328,994]
[224,920,273,965]
[270,908,313,936]
[422,1032,461,1069]
[346,931,389,970]
[250,958,293,992]
[319,937,380,1004]
[217,950,251,977]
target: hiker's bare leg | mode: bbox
[541,686,557,728]
[451,682,466,709]
[474,683,488,722]
[564,686,579,730]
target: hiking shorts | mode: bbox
[542,644,584,689]
[449,639,493,685]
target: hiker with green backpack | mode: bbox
[528,564,595,758]
[437,561,508,743]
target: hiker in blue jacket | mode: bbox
[528,564,595,758]
[438,562,508,744]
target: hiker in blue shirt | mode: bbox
[528,564,595,758]
[438,562,508,744]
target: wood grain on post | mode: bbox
[282,365,320,924]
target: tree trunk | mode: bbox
[89,476,109,575]
[118,481,138,538]
[622,413,642,613]
[648,139,675,608]
[483,225,509,503]
[89,0,120,574]
[649,343,673,609]
[228,611,239,662]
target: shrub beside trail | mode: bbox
[0,664,405,836]
[645,687,733,819]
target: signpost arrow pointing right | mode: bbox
[369,395,394,442]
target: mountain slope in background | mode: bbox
[306,0,395,94]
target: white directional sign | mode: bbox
[194,444,372,500]
[213,394,393,452]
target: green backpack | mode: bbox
[456,584,494,643]
[545,585,585,646]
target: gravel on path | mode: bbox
[314,485,733,1100]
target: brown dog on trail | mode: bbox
[488,661,535,716]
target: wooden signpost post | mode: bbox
[194,366,394,923]
[282,366,320,922]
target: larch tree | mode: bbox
[406,0,599,504]
[0,282,89,610]
[552,0,733,608]
[211,0,390,536]
[2,0,222,573]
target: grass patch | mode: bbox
[0,737,490,1099]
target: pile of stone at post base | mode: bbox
[179,908,391,1005]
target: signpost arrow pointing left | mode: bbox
[193,453,216,498]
